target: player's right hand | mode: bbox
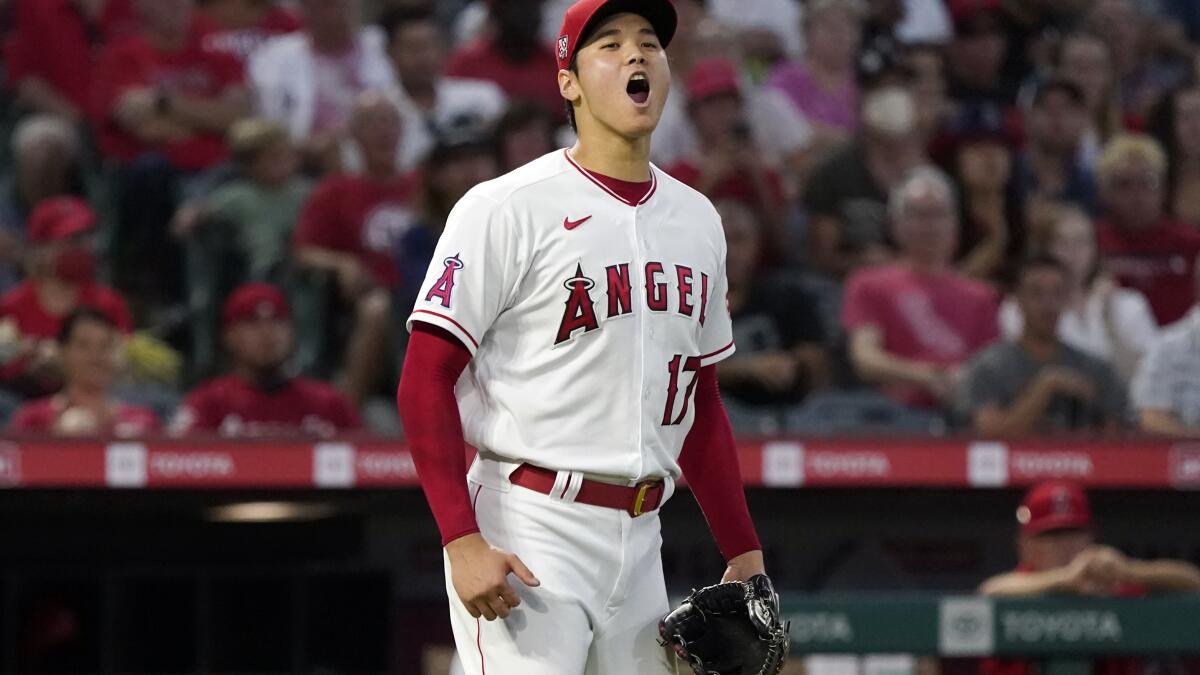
[446,533,540,621]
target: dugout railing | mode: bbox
[782,594,1200,675]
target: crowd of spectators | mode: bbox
[4,0,1200,439]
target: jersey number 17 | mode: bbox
[662,354,702,426]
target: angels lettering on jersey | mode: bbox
[420,254,715,347]
[554,260,711,346]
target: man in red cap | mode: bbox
[398,0,769,672]
[0,197,132,397]
[171,283,360,436]
[979,481,1200,675]
[664,57,786,250]
[980,480,1200,597]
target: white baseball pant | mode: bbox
[444,459,679,674]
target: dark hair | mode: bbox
[1016,252,1069,285]
[1054,31,1124,143]
[57,307,117,345]
[422,123,496,222]
[1027,202,1101,287]
[491,0,544,62]
[937,107,1024,276]
[494,100,557,166]
[378,5,438,43]
[1149,82,1200,217]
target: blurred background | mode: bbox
[3,0,1200,672]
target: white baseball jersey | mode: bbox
[408,149,735,482]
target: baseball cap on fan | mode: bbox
[556,0,678,71]
[1017,481,1093,536]
[222,283,290,326]
[687,57,741,101]
[27,197,97,244]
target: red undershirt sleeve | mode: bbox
[397,323,478,546]
[677,364,762,562]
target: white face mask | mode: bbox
[862,86,917,136]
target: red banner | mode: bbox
[0,436,1190,490]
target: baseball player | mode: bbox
[396,1,765,673]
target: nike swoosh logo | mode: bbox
[563,215,593,231]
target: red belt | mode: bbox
[508,464,665,517]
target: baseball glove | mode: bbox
[658,574,790,675]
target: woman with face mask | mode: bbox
[0,197,132,398]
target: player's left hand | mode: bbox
[721,549,766,583]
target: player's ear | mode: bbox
[558,68,582,106]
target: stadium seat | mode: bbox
[785,389,948,436]
[721,398,787,436]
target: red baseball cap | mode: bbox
[687,57,741,101]
[556,0,677,71]
[222,283,290,326]
[1017,481,1093,536]
[27,197,96,244]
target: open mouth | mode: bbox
[627,74,650,105]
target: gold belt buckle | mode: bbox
[631,481,656,516]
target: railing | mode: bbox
[2,436,1200,489]
[783,594,1200,656]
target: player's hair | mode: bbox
[58,307,117,345]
